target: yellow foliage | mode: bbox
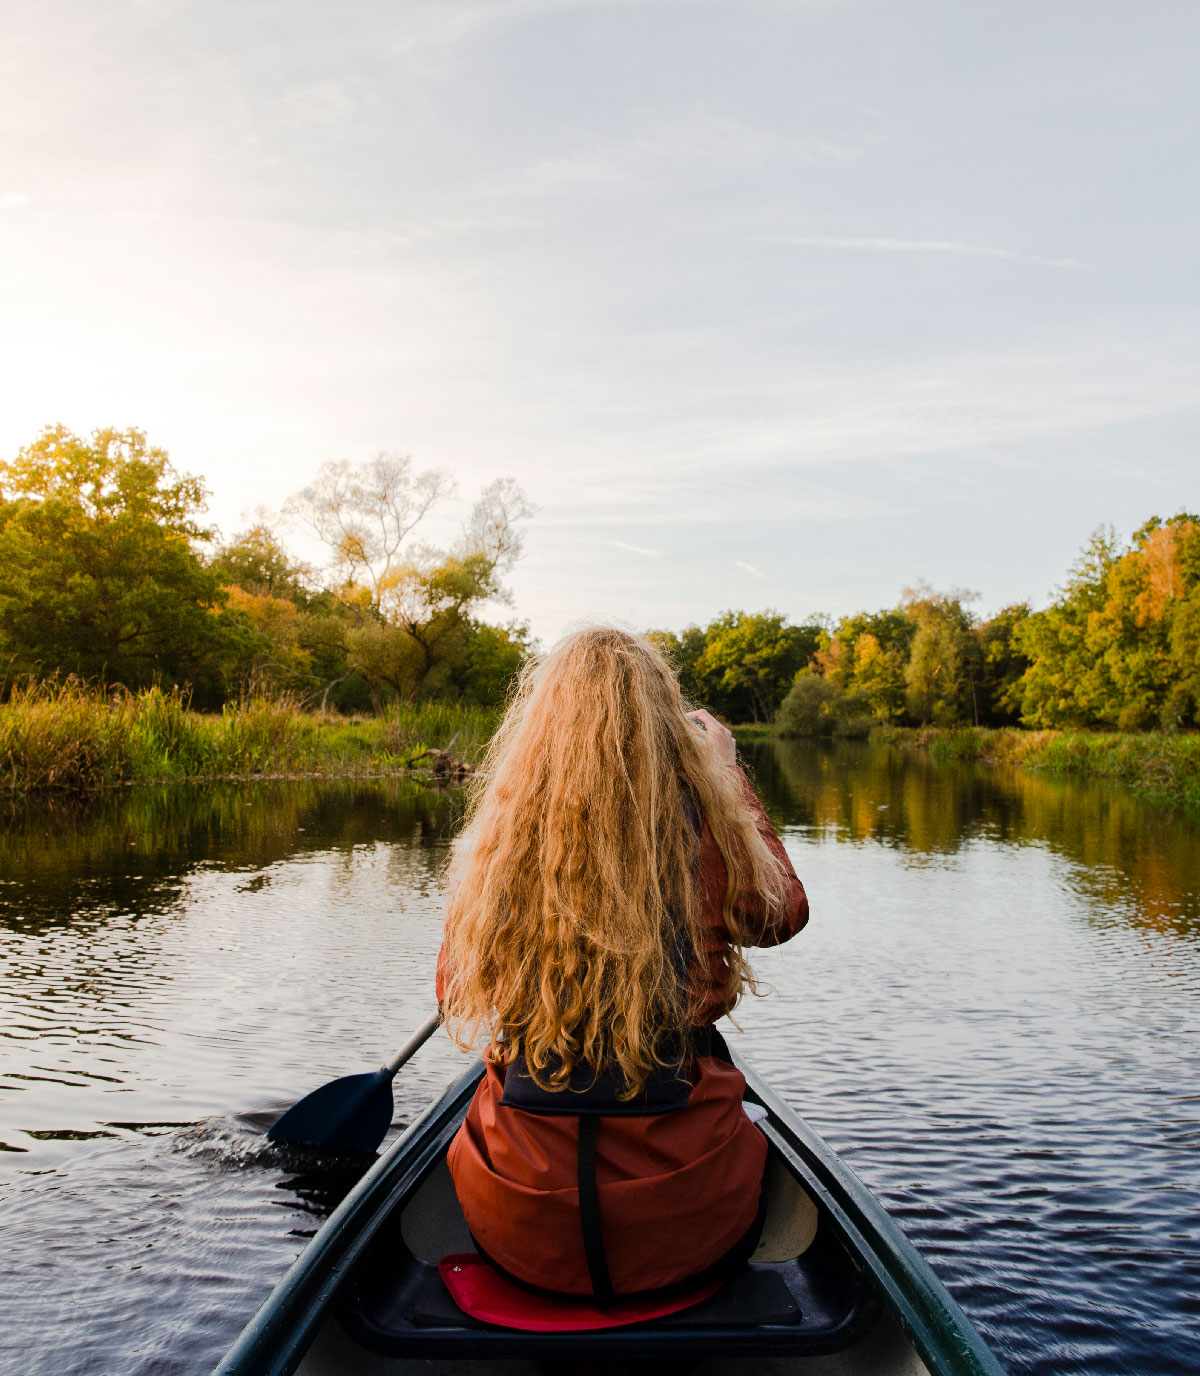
[1132,521,1193,627]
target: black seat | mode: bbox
[338,1228,879,1361]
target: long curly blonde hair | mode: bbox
[440,626,791,1096]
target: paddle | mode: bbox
[266,1011,443,1154]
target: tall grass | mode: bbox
[0,679,138,792]
[872,725,1200,811]
[0,678,499,795]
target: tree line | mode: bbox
[0,426,532,712]
[650,514,1200,735]
[2,425,1195,732]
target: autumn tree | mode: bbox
[371,479,533,700]
[1014,516,1200,729]
[849,633,907,723]
[284,453,454,605]
[210,525,367,707]
[1166,517,1200,726]
[654,513,1199,736]
[812,609,912,721]
[1096,517,1197,729]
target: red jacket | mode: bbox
[437,773,808,1295]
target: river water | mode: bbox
[1,744,1198,1375]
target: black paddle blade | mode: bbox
[266,1067,394,1154]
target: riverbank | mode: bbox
[0,680,496,795]
[873,725,1200,811]
[730,723,773,742]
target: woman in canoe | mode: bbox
[437,626,807,1301]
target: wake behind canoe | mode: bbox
[214,1051,1005,1376]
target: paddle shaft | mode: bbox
[383,1011,444,1076]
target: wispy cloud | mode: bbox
[764,234,1079,268]
[275,80,362,133]
[612,539,663,557]
[1,192,28,207]
[390,1,596,59]
[390,1,848,61]
[735,560,770,579]
[488,114,855,198]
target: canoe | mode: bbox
[213,1050,1007,1376]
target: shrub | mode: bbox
[777,671,872,739]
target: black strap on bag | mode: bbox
[503,1022,731,1306]
[689,1023,733,1064]
[576,1115,615,1303]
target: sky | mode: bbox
[1,0,1198,645]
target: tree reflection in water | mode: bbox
[746,739,1200,937]
[0,778,459,933]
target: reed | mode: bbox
[872,725,1200,811]
[0,678,499,795]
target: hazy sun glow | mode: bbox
[2,1,1198,641]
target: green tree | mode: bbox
[1015,526,1128,727]
[645,624,708,704]
[901,585,978,726]
[973,604,1030,725]
[776,669,871,738]
[344,621,419,714]
[691,611,822,722]
[449,619,534,706]
[0,426,228,695]
[210,523,317,605]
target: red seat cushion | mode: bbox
[438,1253,725,1332]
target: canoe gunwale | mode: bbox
[211,1062,482,1376]
[737,1054,1007,1376]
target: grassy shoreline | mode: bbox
[871,725,1200,811]
[729,723,773,742]
[0,681,497,796]
[7,683,1198,812]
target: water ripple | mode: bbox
[2,767,1199,1375]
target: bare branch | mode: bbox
[283,452,454,600]
[459,477,536,571]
